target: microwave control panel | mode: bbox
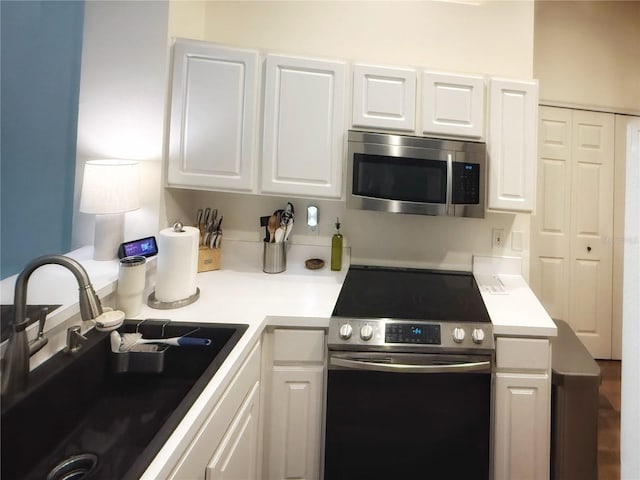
[452,162,480,204]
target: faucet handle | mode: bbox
[36,307,47,338]
[27,308,49,356]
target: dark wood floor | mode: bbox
[597,360,621,480]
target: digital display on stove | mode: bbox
[385,323,441,344]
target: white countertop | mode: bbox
[1,246,558,359]
[2,245,557,476]
[473,255,557,337]
[135,240,347,327]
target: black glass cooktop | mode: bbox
[332,265,491,323]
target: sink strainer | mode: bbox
[46,453,98,480]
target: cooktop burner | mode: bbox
[332,265,491,324]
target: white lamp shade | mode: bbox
[80,160,140,214]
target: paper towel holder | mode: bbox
[147,288,200,310]
[147,222,200,310]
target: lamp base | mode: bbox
[94,213,124,261]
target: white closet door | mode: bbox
[531,106,614,358]
[531,106,573,325]
[569,109,614,357]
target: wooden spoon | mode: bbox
[267,214,278,243]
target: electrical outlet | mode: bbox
[492,228,505,248]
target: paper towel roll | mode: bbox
[155,225,199,303]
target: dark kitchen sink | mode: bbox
[0,304,62,342]
[1,320,247,480]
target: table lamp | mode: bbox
[80,160,140,260]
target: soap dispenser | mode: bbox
[331,218,343,271]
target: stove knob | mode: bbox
[472,328,485,344]
[360,324,374,341]
[339,323,353,340]
[452,327,466,344]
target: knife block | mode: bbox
[198,246,221,272]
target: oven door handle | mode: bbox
[330,355,491,374]
[446,152,453,216]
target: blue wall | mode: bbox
[1,1,84,279]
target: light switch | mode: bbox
[511,231,523,251]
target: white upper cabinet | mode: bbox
[262,54,346,199]
[422,71,485,138]
[487,78,539,212]
[168,39,259,192]
[352,64,416,131]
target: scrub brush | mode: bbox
[110,331,211,352]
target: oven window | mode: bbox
[325,369,491,480]
[353,153,447,203]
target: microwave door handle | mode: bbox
[446,153,453,216]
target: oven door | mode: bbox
[324,351,493,480]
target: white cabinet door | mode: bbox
[267,366,324,480]
[352,64,416,131]
[494,373,550,480]
[262,328,326,480]
[487,78,538,212]
[168,39,259,192]
[422,71,485,138]
[262,55,346,198]
[167,342,261,480]
[206,381,261,480]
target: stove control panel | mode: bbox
[386,323,440,345]
[328,318,494,352]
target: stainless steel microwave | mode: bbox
[347,130,486,218]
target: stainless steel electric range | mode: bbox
[325,265,495,480]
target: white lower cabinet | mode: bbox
[168,341,262,480]
[494,337,551,480]
[262,328,326,480]
[206,380,261,479]
[494,373,550,480]
[268,366,324,480]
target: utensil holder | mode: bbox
[198,247,221,272]
[263,241,286,274]
[111,345,169,374]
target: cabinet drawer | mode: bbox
[496,337,550,371]
[273,329,325,363]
